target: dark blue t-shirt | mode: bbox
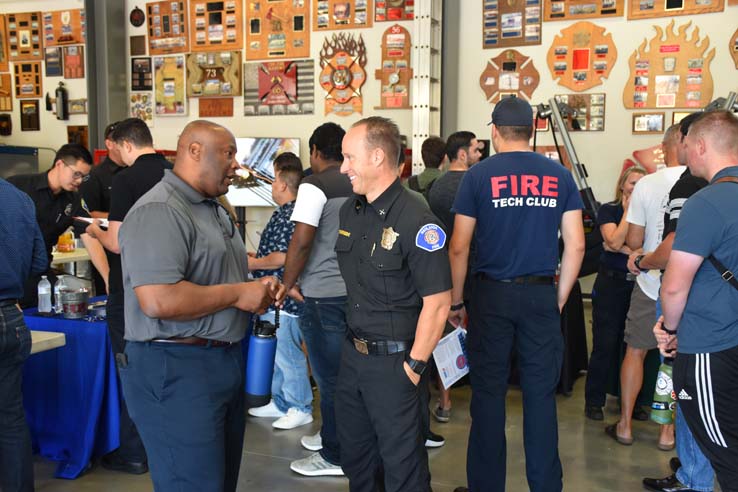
[453,151,583,279]
[597,202,628,272]
[672,165,738,354]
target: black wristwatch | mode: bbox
[661,324,677,335]
[405,354,428,376]
[450,302,464,311]
[634,254,649,272]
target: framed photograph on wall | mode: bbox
[632,112,665,134]
[672,111,693,125]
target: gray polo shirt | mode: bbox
[119,170,251,342]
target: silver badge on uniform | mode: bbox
[381,227,399,250]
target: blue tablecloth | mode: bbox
[22,307,120,479]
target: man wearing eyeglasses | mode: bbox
[7,143,109,308]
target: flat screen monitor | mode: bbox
[0,145,39,180]
[235,137,299,181]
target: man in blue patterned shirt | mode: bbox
[248,153,313,430]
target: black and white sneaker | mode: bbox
[425,431,445,448]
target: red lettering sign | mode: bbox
[491,174,560,198]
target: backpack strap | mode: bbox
[706,175,738,291]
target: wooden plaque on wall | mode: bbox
[14,61,41,98]
[627,0,724,20]
[555,93,606,131]
[154,55,188,116]
[375,0,414,21]
[547,21,617,92]
[0,15,9,72]
[544,0,624,21]
[186,50,241,97]
[0,73,13,111]
[623,21,715,109]
[129,92,154,126]
[375,24,412,109]
[67,125,89,148]
[319,33,367,116]
[479,49,540,103]
[313,0,373,31]
[243,59,316,116]
[6,12,43,61]
[42,9,86,46]
[730,27,738,69]
[20,99,39,131]
[199,97,234,117]
[147,1,189,55]
[483,0,542,48]
[63,45,84,79]
[246,0,310,60]
[189,0,242,52]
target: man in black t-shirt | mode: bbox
[85,118,172,475]
[80,122,126,218]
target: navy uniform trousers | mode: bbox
[466,275,564,492]
[336,338,430,492]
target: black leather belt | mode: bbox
[351,336,411,356]
[600,268,636,282]
[151,336,235,348]
[0,299,19,307]
[478,273,555,285]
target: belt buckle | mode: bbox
[353,338,369,355]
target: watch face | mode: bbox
[388,72,400,85]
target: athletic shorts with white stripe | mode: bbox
[674,345,738,492]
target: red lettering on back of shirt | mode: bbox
[542,176,558,197]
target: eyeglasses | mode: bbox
[63,161,90,182]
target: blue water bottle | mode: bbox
[245,309,279,408]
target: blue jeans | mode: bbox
[0,303,34,492]
[120,342,245,492]
[261,311,312,414]
[300,296,347,466]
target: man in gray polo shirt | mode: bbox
[282,122,353,476]
[118,120,280,492]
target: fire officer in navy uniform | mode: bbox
[334,116,452,492]
[449,97,585,492]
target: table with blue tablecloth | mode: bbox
[22,307,120,479]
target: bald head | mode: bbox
[175,120,238,198]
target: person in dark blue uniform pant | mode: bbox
[448,97,585,492]
[335,116,452,492]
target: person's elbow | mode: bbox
[134,287,171,319]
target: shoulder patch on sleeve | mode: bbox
[415,223,446,252]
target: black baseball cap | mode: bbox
[487,96,533,126]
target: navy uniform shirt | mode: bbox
[7,171,91,265]
[0,178,47,300]
[79,157,125,214]
[597,202,628,272]
[107,153,173,296]
[336,178,452,341]
[453,151,583,279]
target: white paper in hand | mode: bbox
[432,327,469,390]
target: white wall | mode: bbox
[451,0,737,204]
[0,0,87,167]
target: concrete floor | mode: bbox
[31,304,696,492]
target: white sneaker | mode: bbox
[300,432,323,451]
[273,408,314,430]
[248,400,286,418]
[290,452,344,477]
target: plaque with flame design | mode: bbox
[319,33,367,116]
[623,21,714,109]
